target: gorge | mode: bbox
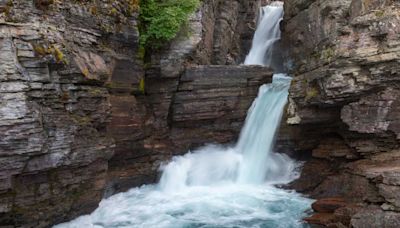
[56,3,313,227]
[1,0,400,227]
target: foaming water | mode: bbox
[55,2,313,228]
[55,184,310,228]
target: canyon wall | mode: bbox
[282,0,400,227]
[0,0,269,226]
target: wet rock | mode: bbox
[304,213,336,226]
[312,198,347,213]
[289,159,336,193]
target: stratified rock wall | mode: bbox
[282,0,400,227]
[0,0,141,226]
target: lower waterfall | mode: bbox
[56,2,312,228]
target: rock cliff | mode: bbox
[0,0,269,226]
[282,0,400,227]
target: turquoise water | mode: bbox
[55,183,311,228]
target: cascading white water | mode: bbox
[236,74,294,184]
[244,1,283,67]
[237,1,294,185]
[55,2,312,228]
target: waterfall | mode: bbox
[237,3,293,184]
[55,2,312,228]
[159,3,295,191]
[244,2,283,67]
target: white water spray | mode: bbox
[55,3,312,228]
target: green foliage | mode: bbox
[139,0,200,49]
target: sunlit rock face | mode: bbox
[282,0,400,226]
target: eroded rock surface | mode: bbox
[283,0,400,226]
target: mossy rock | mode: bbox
[305,87,319,101]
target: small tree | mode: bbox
[139,0,200,49]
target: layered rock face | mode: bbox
[282,0,400,227]
[0,0,140,226]
[0,0,270,226]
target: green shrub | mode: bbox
[139,0,200,49]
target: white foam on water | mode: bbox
[55,183,311,228]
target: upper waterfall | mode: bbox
[244,3,284,68]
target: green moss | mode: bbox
[139,0,200,49]
[52,46,67,64]
[311,51,321,60]
[305,87,319,101]
[33,44,68,65]
[70,114,92,126]
[139,78,145,94]
[321,47,335,62]
[3,0,14,22]
[138,45,146,60]
[81,67,90,78]
[33,44,48,56]
[109,7,118,16]
[375,10,384,18]
[104,81,120,89]
[88,88,104,96]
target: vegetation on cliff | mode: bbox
[139,0,200,49]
